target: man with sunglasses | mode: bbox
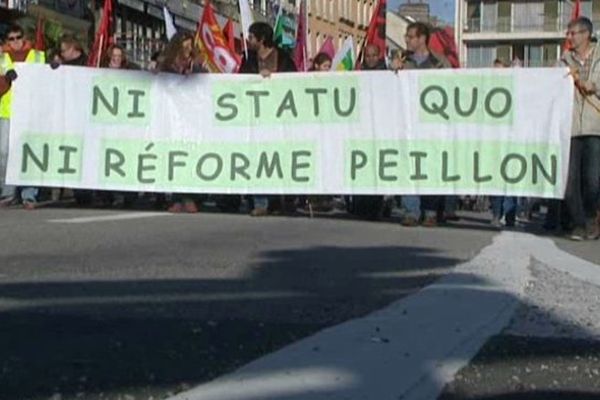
[0,25,46,209]
[561,17,600,241]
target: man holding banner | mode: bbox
[0,25,46,209]
[239,21,296,216]
[239,22,296,77]
[394,21,451,227]
[561,17,600,241]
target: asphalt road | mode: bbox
[0,207,497,400]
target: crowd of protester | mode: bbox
[0,18,599,241]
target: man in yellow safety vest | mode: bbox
[0,25,46,208]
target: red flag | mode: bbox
[571,0,582,20]
[429,27,460,68]
[317,36,336,60]
[293,0,308,71]
[223,18,236,53]
[88,0,114,67]
[196,1,241,73]
[564,0,581,51]
[356,0,386,68]
[34,16,45,51]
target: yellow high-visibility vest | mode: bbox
[0,49,46,119]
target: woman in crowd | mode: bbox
[311,52,332,71]
[303,52,335,213]
[101,44,140,70]
[159,32,205,213]
[159,32,203,75]
[97,44,140,208]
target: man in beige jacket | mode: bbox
[562,17,600,241]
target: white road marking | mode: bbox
[48,212,170,224]
[168,232,600,400]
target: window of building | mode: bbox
[582,0,593,19]
[528,44,543,67]
[512,1,544,32]
[498,1,511,32]
[544,0,559,31]
[543,43,559,66]
[466,1,481,32]
[593,0,600,26]
[496,45,511,64]
[329,0,334,21]
[356,0,362,25]
[481,1,498,32]
[466,44,496,68]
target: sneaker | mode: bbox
[401,216,419,227]
[167,202,184,213]
[22,200,36,211]
[250,207,269,217]
[569,227,587,241]
[183,201,198,214]
[422,216,438,228]
[491,217,502,228]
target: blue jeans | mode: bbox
[565,136,600,229]
[0,118,16,199]
[445,196,458,214]
[491,196,517,224]
[253,196,269,210]
[402,195,421,219]
[20,187,39,203]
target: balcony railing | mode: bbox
[0,0,29,11]
[467,16,569,33]
[35,0,86,18]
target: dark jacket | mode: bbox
[361,59,387,71]
[63,52,88,67]
[404,51,450,70]
[239,48,297,74]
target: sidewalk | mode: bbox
[169,232,600,400]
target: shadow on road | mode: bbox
[0,245,457,400]
[2,240,598,399]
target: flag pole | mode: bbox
[302,0,308,70]
[97,34,104,68]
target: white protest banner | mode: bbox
[7,64,573,198]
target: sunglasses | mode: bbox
[7,35,23,41]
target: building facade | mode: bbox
[307,0,374,57]
[6,0,404,67]
[3,0,243,66]
[456,0,600,68]
[398,0,429,23]
[0,0,28,11]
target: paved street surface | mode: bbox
[0,207,598,400]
